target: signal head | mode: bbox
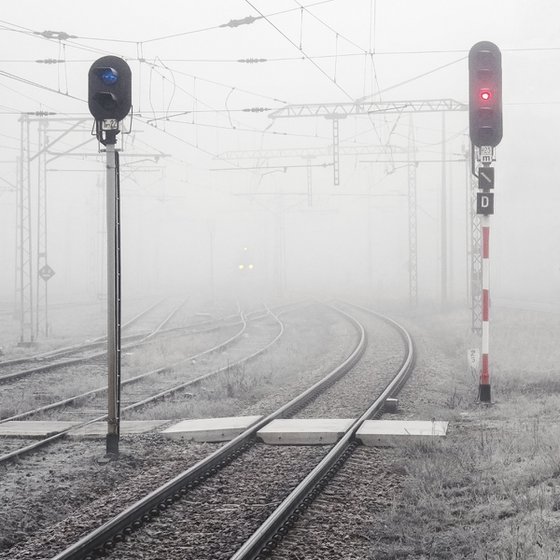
[88,56,131,122]
[468,41,503,147]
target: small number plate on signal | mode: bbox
[479,145,493,164]
[101,119,119,130]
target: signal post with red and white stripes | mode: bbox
[468,40,502,403]
[479,213,491,402]
[475,155,495,402]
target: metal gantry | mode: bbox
[268,98,467,119]
[268,98,467,187]
[217,144,406,206]
[269,99,466,305]
[13,113,166,341]
[15,115,90,342]
[268,99,467,185]
[218,144,407,161]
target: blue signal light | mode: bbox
[100,68,118,85]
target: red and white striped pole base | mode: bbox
[479,214,491,402]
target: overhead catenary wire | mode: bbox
[137,114,331,141]
[141,0,335,44]
[244,0,355,101]
[3,43,560,65]
[143,57,288,104]
[0,6,515,173]
[356,56,467,102]
[293,0,368,53]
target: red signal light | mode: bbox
[469,41,502,147]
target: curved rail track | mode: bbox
[230,302,415,560]
[0,300,164,369]
[0,300,187,383]
[0,306,287,464]
[47,303,387,560]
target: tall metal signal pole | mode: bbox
[469,41,503,403]
[88,55,132,458]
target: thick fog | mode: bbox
[0,0,558,314]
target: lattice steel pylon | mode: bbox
[407,117,418,306]
[16,114,34,345]
[468,146,482,334]
[35,119,49,337]
[330,117,340,186]
[306,158,313,206]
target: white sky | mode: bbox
[1,0,559,307]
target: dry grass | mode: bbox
[369,307,560,559]
[126,361,276,421]
[125,311,351,421]
[372,416,560,558]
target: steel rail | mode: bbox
[132,299,188,343]
[0,314,249,426]
[0,301,292,384]
[0,304,298,424]
[0,301,192,384]
[0,300,164,368]
[0,305,286,464]
[48,304,367,560]
[229,303,415,560]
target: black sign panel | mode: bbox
[478,167,494,190]
[477,192,494,215]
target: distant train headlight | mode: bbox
[238,264,245,270]
[248,264,254,270]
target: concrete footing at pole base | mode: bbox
[479,383,491,403]
[106,432,119,455]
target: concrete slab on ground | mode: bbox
[69,421,167,438]
[0,421,78,438]
[258,418,354,445]
[0,420,167,438]
[162,416,262,443]
[356,420,448,447]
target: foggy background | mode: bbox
[0,0,558,313]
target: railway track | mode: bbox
[0,300,185,383]
[0,301,281,386]
[0,300,164,369]
[43,303,413,560]
[0,305,286,464]
[231,302,415,560]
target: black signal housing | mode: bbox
[469,41,502,147]
[88,56,131,121]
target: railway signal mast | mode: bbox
[468,41,502,403]
[88,56,132,457]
